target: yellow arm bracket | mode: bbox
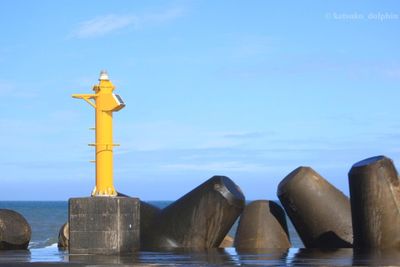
[88,143,121,147]
[72,94,97,108]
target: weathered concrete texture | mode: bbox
[349,155,400,249]
[142,176,245,250]
[0,209,31,250]
[234,200,291,249]
[117,194,160,236]
[277,167,353,248]
[118,193,162,250]
[69,197,140,255]
[139,201,160,249]
[58,222,69,249]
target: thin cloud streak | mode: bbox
[160,162,272,172]
[70,7,184,39]
[72,14,135,38]
[223,131,269,139]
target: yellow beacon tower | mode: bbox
[72,71,125,196]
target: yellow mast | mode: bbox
[72,71,125,196]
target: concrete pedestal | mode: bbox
[69,197,140,255]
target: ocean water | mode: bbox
[0,201,67,249]
[0,201,399,266]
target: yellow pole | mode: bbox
[72,71,125,197]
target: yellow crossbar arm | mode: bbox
[72,94,97,108]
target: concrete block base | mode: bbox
[69,197,140,255]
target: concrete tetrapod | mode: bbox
[58,222,69,249]
[117,192,162,245]
[277,167,353,248]
[348,155,400,249]
[140,201,161,249]
[142,175,245,250]
[0,209,31,250]
[234,200,291,250]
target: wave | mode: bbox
[29,237,58,249]
[45,243,58,248]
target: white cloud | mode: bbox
[71,7,184,39]
[223,131,268,139]
[72,14,136,38]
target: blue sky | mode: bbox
[0,1,399,200]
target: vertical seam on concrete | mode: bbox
[117,198,120,251]
[68,200,71,250]
[386,175,400,219]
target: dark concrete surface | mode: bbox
[278,166,353,248]
[0,209,31,250]
[69,197,140,255]
[142,176,245,250]
[234,200,291,249]
[349,155,400,249]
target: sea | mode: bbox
[0,201,398,266]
